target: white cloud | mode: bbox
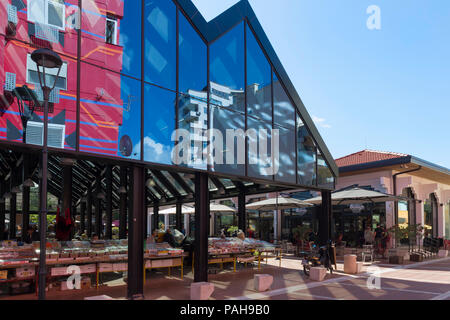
[312,115,332,129]
[134,136,173,164]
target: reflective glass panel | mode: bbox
[143,84,175,165]
[81,0,141,78]
[210,21,245,112]
[209,106,245,176]
[179,12,207,94]
[177,92,208,170]
[80,63,140,158]
[144,0,176,90]
[297,114,316,186]
[273,73,295,128]
[317,152,334,189]
[274,125,296,184]
[247,117,273,180]
[246,25,272,122]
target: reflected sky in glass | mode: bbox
[210,21,245,112]
[143,84,175,165]
[297,114,317,186]
[144,0,176,90]
[247,25,272,122]
[273,72,295,128]
[179,12,207,94]
[118,75,141,160]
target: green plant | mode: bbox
[292,225,310,242]
[227,226,239,236]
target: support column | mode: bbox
[119,166,127,239]
[95,170,102,237]
[238,193,246,233]
[61,165,72,241]
[184,212,190,237]
[127,165,144,300]
[10,192,16,239]
[80,201,86,235]
[164,214,169,231]
[71,205,77,239]
[86,186,93,237]
[153,202,159,232]
[318,190,332,246]
[176,200,182,232]
[22,154,31,235]
[105,165,113,239]
[0,182,5,240]
[194,172,209,283]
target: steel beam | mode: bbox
[105,165,113,239]
[127,165,145,300]
[194,172,209,283]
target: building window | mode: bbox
[105,16,118,45]
[27,0,65,30]
[26,54,67,91]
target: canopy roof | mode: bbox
[246,196,313,211]
[305,187,407,205]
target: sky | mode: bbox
[192,0,450,169]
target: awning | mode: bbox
[246,196,313,211]
[305,187,407,205]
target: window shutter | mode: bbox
[48,124,65,148]
[26,121,44,146]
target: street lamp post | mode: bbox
[31,48,63,300]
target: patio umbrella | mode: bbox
[153,204,236,215]
[246,196,314,211]
[304,187,407,205]
[153,205,195,215]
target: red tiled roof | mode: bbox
[335,150,408,168]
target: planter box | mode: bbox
[389,256,404,264]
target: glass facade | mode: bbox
[0,0,335,188]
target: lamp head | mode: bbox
[31,48,63,69]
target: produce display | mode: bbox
[0,239,184,267]
[208,237,276,255]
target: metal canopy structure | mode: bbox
[0,147,295,211]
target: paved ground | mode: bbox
[2,255,449,300]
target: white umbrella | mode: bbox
[246,196,313,211]
[151,203,236,215]
[153,205,195,215]
[305,187,407,205]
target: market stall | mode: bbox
[0,239,186,295]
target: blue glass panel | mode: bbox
[297,114,316,186]
[143,84,175,165]
[144,0,176,90]
[317,153,334,189]
[81,0,142,79]
[274,125,296,184]
[117,75,141,160]
[177,92,208,170]
[210,106,245,176]
[246,25,272,122]
[179,12,207,94]
[210,21,245,112]
[273,73,295,128]
[247,117,273,180]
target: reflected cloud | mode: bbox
[138,136,172,164]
